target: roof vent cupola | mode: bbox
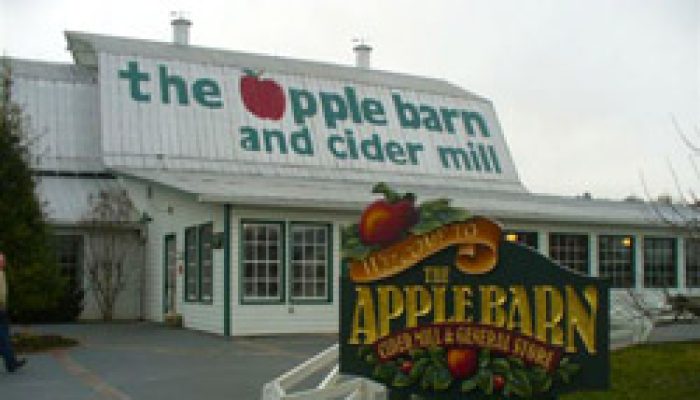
[171,13,192,45]
[353,39,372,69]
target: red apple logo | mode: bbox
[239,69,286,120]
[446,348,479,380]
[358,184,418,246]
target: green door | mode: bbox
[163,234,177,315]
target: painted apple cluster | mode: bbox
[358,345,581,397]
[342,183,473,261]
[239,69,286,120]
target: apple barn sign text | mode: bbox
[105,57,517,180]
[340,186,610,398]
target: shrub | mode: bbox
[1,63,83,322]
[11,332,78,353]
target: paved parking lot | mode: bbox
[1,323,337,400]
[2,321,699,400]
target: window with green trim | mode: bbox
[598,235,635,288]
[290,224,331,301]
[549,233,589,275]
[242,222,283,302]
[686,238,700,288]
[185,227,199,301]
[199,223,213,302]
[643,237,677,288]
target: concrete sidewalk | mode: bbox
[1,323,337,400]
[647,321,700,343]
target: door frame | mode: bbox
[163,233,177,315]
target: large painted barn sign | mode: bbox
[340,184,609,399]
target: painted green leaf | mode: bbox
[357,345,371,358]
[540,376,553,393]
[372,182,400,203]
[566,363,581,375]
[365,353,377,365]
[410,219,443,235]
[419,198,451,211]
[409,358,430,381]
[392,371,411,388]
[428,346,445,359]
[558,369,571,384]
[432,366,453,391]
[509,369,533,398]
[508,356,525,369]
[529,367,551,393]
[342,245,373,261]
[503,383,513,397]
[435,209,470,225]
[418,209,435,220]
[373,362,396,383]
[448,208,472,221]
[479,373,493,396]
[491,358,511,374]
[409,348,427,359]
[421,365,436,390]
[479,349,491,369]
[478,370,494,395]
[461,377,479,393]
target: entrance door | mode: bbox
[164,235,177,315]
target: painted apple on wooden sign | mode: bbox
[239,69,286,120]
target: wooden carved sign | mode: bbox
[340,184,610,399]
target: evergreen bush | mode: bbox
[1,62,83,322]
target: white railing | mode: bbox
[265,300,655,399]
[261,344,387,400]
[610,290,656,346]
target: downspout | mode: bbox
[224,204,231,336]
[139,221,148,321]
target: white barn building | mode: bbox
[8,21,700,335]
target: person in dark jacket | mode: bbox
[0,252,26,373]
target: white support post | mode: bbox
[635,234,644,290]
[677,237,686,293]
[538,230,549,257]
[589,233,598,277]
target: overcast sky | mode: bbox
[2,0,698,200]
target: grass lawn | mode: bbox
[562,341,700,400]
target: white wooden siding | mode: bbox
[229,208,354,336]
[12,75,102,172]
[120,177,226,334]
[122,176,700,336]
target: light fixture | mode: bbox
[139,212,153,224]
[506,233,518,242]
[622,237,632,248]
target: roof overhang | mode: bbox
[111,168,699,229]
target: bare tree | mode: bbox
[640,116,700,234]
[627,117,700,324]
[81,188,141,321]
